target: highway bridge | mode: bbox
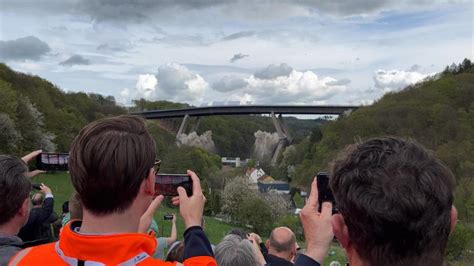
[136,105,359,165]
[137,105,358,119]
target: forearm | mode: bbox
[183,226,214,259]
[170,222,177,242]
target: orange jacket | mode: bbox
[9,221,216,266]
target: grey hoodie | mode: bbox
[0,233,23,266]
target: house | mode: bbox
[222,157,241,167]
[257,178,290,194]
[247,167,266,184]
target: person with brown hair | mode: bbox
[10,115,216,266]
[296,137,457,266]
[0,151,44,266]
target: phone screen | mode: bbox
[36,153,69,171]
[317,172,338,214]
[154,174,193,197]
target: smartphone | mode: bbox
[164,214,174,220]
[36,152,69,171]
[317,172,338,214]
[32,183,42,190]
[155,174,193,197]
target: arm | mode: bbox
[21,150,46,178]
[175,170,216,266]
[35,184,54,223]
[165,215,177,245]
[248,233,266,265]
[138,195,164,234]
[294,177,334,266]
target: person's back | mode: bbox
[18,188,55,243]
[10,115,216,266]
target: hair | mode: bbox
[268,227,296,253]
[0,155,31,225]
[69,115,156,215]
[165,241,184,263]
[215,234,260,266]
[69,191,83,220]
[228,228,247,239]
[62,201,69,214]
[330,137,456,266]
[31,193,44,206]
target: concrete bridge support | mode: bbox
[176,114,189,146]
[271,112,292,166]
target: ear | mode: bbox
[332,214,350,249]
[18,198,30,218]
[142,168,155,196]
[265,239,270,249]
[450,205,458,233]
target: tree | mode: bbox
[15,97,56,152]
[0,114,20,154]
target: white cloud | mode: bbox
[156,63,208,102]
[119,63,350,105]
[373,69,432,92]
[136,74,158,97]
[241,67,347,104]
[120,63,209,104]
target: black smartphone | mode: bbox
[155,174,193,197]
[36,152,69,171]
[32,183,42,190]
[164,214,174,220]
[317,172,338,214]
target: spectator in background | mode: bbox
[18,184,55,243]
[61,192,83,226]
[265,227,297,266]
[0,151,44,266]
[215,234,266,266]
[165,241,184,263]
[11,115,215,265]
[138,200,177,260]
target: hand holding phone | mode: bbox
[316,172,338,214]
[154,174,193,197]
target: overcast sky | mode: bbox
[0,0,472,106]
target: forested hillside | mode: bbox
[0,63,126,154]
[0,63,320,160]
[290,59,474,221]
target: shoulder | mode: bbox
[8,243,64,266]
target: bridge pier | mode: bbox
[176,114,189,146]
[271,112,292,166]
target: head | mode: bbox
[330,137,457,266]
[215,234,260,266]
[69,192,83,220]
[228,228,247,239]
[166,241,184,263]
[31,193,44,207]
[69,115,156,216]
[266,227,297,261]
[0,155,31,234]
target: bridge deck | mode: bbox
[136,105,359,119]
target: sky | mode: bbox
[0,0,472,107]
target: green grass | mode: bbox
[32,172,238,244]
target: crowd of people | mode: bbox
[0,115,457,266]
